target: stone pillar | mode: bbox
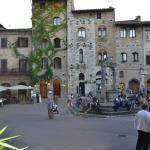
[112,67,116,91]
[101,61,107,102]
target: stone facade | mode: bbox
[143,26,150,89]
[2,0,149,100]
[115,19,150,92]
[32,0,67,98]
[67,0,150,95]
[67,0,117,96]
[0,27,32,86]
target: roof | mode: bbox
[72,7,114,13]
[0,28,32,32]
[0,24,6,29]
[115,20,150,27]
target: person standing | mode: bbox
[36,93,39,103]
[47,96,55,119]
[134,103,150,150]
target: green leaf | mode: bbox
[0,126,8,135]
[0,135,21,142]
[0,141,21,150]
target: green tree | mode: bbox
[30,0,67,85]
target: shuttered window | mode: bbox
[1,38,7,48]
[146,55,150,65]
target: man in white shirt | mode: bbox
[134,103,150,150]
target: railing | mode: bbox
[0,68,31,75]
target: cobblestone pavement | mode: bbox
[0,98,138,150]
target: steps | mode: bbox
[99,102,140,116]
[69,103,140,117]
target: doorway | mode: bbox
[129,79,140,93]
[53,79,61,97]
[79,82,85,96]
[40,80,48,98]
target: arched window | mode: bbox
[96,71,102,76]
[78,27,86,38]
[147,79,150,88]
[53,17,61,26]
[79,73,85,80]
[42,57,48,69]
[54,38,61,48]
[119,71,124,78]
[54,57,61,69]
[41,39,48,48]
[98,27,107,38]
[79,49,83,63]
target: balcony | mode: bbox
[0,68,31,76]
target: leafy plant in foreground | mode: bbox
[0,126,28,150]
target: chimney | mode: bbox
[135,16,141,21]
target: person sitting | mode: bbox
[47,97,54,110]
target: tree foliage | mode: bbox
[30,0,67,85]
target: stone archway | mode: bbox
[129,79,140,93]
[53,79,61,97]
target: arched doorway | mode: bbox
[129,79,140,93]
[40,80,48,98]
[147,78,150,88]
[79,82,85,96]
[147,78,150,93]
[53,79,61,97]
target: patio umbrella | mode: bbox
[7,85,33,103]
[8,85,33,90]
[0,86,8,92]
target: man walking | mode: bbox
[134,103,150,150]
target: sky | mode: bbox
[0,0,150,29]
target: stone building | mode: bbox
[115,17,150,93]
[32,0,67,98]
[31,0,150,98]
[0,0,149,101]
[67,0,116,96]
[0,25,32,103]
[142,24,150,91]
